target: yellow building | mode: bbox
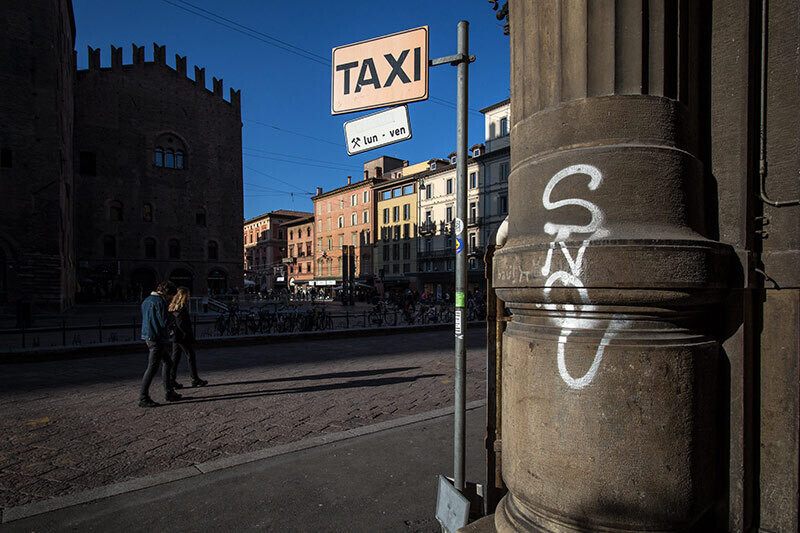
[373,175,418,294]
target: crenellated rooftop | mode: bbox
[80,42,240,108]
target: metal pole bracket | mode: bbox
[429,54,476,67]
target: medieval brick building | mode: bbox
[74,43,243,299]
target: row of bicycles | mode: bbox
[214,305,333,336]
[211,298,487,337]
[358,299,486,327]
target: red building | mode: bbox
[283,215,315,293]
[310,156,405,290]
[243,209,310,291]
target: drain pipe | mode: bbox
[758,0,800,208]
[484,217,509,515]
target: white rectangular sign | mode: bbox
[343,106,412,156]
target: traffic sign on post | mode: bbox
[343,106,412,156]
[331,26,429,115]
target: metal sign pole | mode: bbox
[454,19,469,494]
[429,25,474,497]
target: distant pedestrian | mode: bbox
[168,287,208,389]
[139,281,181,408]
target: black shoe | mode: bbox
[139,397,159,408]
[165,391,183,402]
[172,382,184,389]
[191,379,208,387]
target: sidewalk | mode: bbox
[2,403,488,532]
[0,329,487,520]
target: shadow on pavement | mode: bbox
[197,366,422,388]
[0,330,486,394]
[166,374,446,405]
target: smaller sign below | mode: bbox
[344,106,412,156]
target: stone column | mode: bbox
[493,2,730,531]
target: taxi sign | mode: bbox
[343,106,412,156]
[332,26,429,115]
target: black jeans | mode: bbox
[140,340,172,400]
[170,341,200,383]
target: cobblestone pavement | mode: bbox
[0,329,486,511]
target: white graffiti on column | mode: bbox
[539,164,627,390]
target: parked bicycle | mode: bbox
[214,310,241,336]
[368,301,397,327]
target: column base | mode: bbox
[459,514,498,533]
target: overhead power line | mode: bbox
[243,152,364,173]
[161,0,486,117]
[160,0,329,66]
[244,165,314,195]
[244,120,342,147]
[243,180,290,194]
[244,147,360,171]
[170,0,329,61]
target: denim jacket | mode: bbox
[141,293,170,341]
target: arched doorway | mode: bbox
[207,269,227,295]
[170,268,193,292]
[130,267,157,301]
[94,265,114,300]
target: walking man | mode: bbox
[139,281,181,407]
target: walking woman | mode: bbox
[168,287,208,388]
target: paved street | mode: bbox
[0,329,486,514]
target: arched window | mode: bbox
[109,200,123,221]
[196,209,206,227]
[103,235,116,258]
[142,203,153,222]
[208,240,218,260]
[153,134,187,169]
[168,239,180,259]
[144,237,157,258]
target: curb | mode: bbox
[0,399,486,523]
[0,322,486,364]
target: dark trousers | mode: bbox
[140,340,172,400]
[171,341,200,383]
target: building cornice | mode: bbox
[311,178,387,201]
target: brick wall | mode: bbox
[0,0,76,311]
[73,44,243,297]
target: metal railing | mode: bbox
[418,249,456,259]
[0,301,486,351]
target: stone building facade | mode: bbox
[415,156,484,297]
[310,156,402,288]
[284,215,315,292]
[243,210,310,291]
[0,0,76,311]
[477,2,800,532]
[374,174,418,294]
[73,43,243,299]
[478,100,510,249]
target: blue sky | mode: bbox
[72,0,510,219]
